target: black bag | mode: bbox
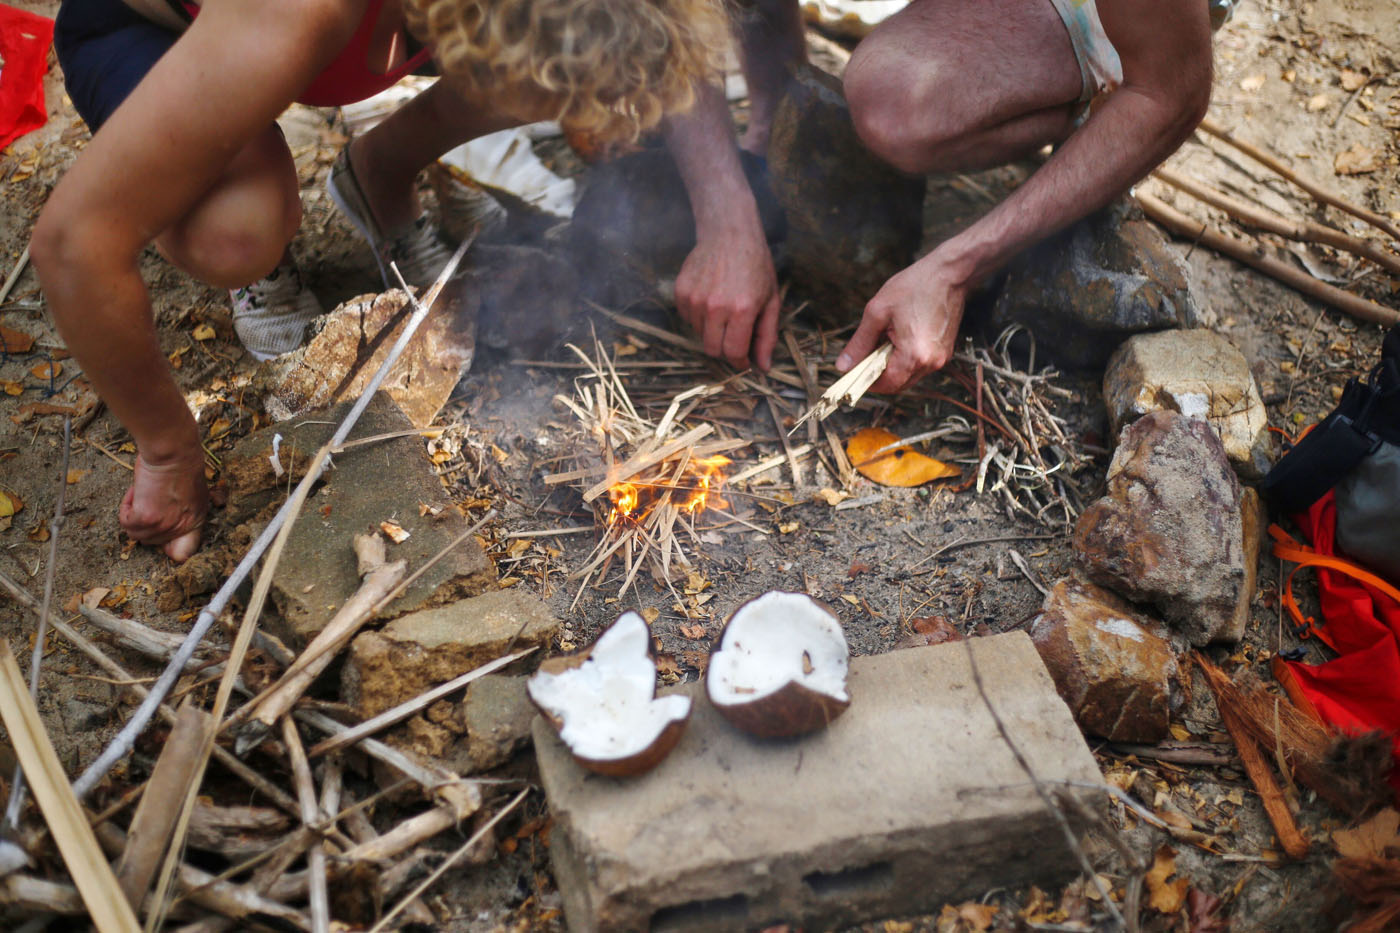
[1263,325,1400,578]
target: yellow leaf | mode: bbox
[1169,723,1192,741]
[65,470,87,485]
[29,361,61,380]
[192,323,216,341]
[840,594,860,606]
[1145,845,1189,914]
[641,607,660,623]
[0,490,21,517]
[847,428,959,487]
[813,487,849,506]
[777,520,800,534]
[1333,808,1400,859]
[2,381,21,396]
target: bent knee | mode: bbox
[845,55,955,175]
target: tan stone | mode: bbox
[343,589,557,718]
[261,283,476,428]
[1030,579,1177,741]
[1104,329,1270,479]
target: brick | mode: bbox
[534,632,1103,932]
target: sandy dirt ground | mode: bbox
[1,0,1398,929]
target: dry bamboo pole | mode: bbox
[72,239,472,802]
[282,720,329,933]
[114,701,212,911]
[1197,117,1400,244]
[1152,167,1400,276]
[1136,190,1400,328]
[0,640,140,932]
[794,343,893,430]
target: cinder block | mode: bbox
[533,631,1104,932]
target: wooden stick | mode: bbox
[73,237,472,802]
[0,245,29,307]
[1197,117,1400,244]
[336,805,459,864]
[115,701,212,911]
[0,639,141,932]
[307,649,533,759]
[239,535,405,739]
[727,444,817,485]
[282,720,329,933]
[579,424,713,502]
[1152,167,1400,277]
[0,873,85,915]
[1136,191,1399,328]
[794,343,893,430]
[1196,655,1310,860]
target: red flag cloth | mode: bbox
[0,4,54,151]
[1275,491,1400,796]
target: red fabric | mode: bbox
[0,4,54,151]
[1281,492,1400,795]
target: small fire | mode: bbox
[607,455,731,526]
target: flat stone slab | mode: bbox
[225,393,496,646]
[534,631,1103,932]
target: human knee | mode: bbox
[845,54,950,175]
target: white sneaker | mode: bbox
[327,147,454,289]
[230,263,323,361]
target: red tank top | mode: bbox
[178,0,434,107]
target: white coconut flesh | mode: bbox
[708,592,850,704]
[528,612,691,762]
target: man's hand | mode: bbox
[120,446,209,563]
[675,231,781,371]
[837,250,969,394]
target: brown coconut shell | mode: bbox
[706,593,850,739]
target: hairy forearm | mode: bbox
[935,84,1207,286]
[662,82,765,240]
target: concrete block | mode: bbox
[534,631,1103,932]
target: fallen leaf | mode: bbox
[840,594,860,606]
[1239,73,1266,91]
[0,490,21,518]
[813,487,849,506]
[0,325,35,353]
[956,902,998,931]
[1170,722,1193,741]
[1335,143,1382,176]
[26,520,48,543]
[379,520,411,544]
[1341,69,1368,92]
[100,586,129,609]
[1306,93,1332,112]
[1,380,21,396]
[192,323,216,341]
[65,469,87,485]
[1187,888,1228,933]
[81,587,110,610]
[903,616,963,647]
[640,607,660,623]
[29,361,61,380]
[1333,808,1400,859]
[679,624,708,640]
[1146,845,1190,913]
[777,520,800,534]
[846,428,959,487]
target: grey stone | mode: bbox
[535,632,1102,933]
[988,201,1200,368]
[767,63,924,319]
[469,244,582,357]
[342,589,556,718]
[1104,329,1271,479]
[443,674,536,773]
[1074,411,1258,646]
[224,393,496,646]
[1030,578,1178,742]
[260,283,476,428]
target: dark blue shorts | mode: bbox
[54,0,181,132]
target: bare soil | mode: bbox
[1,0,1398,929]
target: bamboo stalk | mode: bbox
[794,343,893,430]
[1197,117,1400,244]
[579,424,713,502]
[1136,190,1399,328]
[0,639,140,932]
[1152,167,1400,276]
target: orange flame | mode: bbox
[606,455,730,525]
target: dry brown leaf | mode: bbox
[0,489,21,518]
[1,380,21,396]
[26,520,49,543]
[1335,143,1382,176]
[777,520,800,534]
[956,902,997,931]
[1334,808,1400,859]
[847,428,959,488]
[379,520,411,544]
[29,361,61,380]
[813,487,850,506]
[65,469,87,485]
[1146,845,1190,913]
[192,323,216,341]
[0,325,35,354]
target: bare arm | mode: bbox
[30,0,360,557]
[840,0,1213,392]
[663,82,781,370]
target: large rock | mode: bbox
[222,394,496,645]
[767,64,924,319]
[988,201,1200,368]
[567,147,785,306]
[261,283,476,428]
[1074,411,1260,646]
[1030,578,1178,742]
[1104,329,1271,479]
[468,243,581,357]
[535,634,1103,932]
[342,589,558,718]
[443,674,536,773]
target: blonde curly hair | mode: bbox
[407,0,730,143]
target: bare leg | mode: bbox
[843,0,1083,175]
[154,125,301,288]
[734,0,806,155]
[347,78,523,233]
